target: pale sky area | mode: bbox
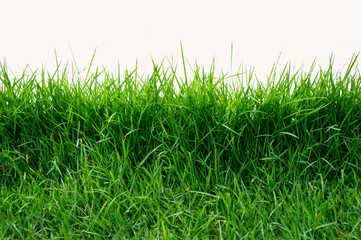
[1,0,360,87]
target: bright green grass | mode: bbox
[1,54,361,239]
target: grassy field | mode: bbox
[1,54,361,239]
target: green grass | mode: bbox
[1,53,361,239]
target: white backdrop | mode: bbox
[1,0,360,86]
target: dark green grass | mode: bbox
[1,54,361,239]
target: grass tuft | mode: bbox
[1,54,361,239]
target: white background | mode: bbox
[1,0,360,85]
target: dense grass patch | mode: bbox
[1,54,361,239]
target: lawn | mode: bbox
[1,54,361,239]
